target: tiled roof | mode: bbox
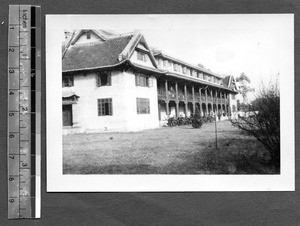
[62,89,79,98]
[62,35,133,72]
[153,52,224,79]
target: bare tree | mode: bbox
[230,78,280,168]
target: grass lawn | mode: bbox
[63,120,279,174]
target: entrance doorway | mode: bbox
[63,105,73,126]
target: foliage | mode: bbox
[167,116,192,127]
[191,107,203,128]
[201,115,215,123]
[236,72,255,103]
[229,79,280,168]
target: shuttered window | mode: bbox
[98,98,113,116]
[136,98,150,114]
[135,74,152,87]
[97,72,111,87]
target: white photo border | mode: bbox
[46,14,295,192]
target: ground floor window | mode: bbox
[137,98,150,114]
[98,98,113,116]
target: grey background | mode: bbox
[0,0,299,225]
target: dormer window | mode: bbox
[163,60,168,67]
[86,31,91,39]
[137,51,148,62]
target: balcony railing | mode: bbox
[158,88,231,104]
[178,93,185,101]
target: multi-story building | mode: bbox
[62,29,238,133]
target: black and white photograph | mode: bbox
[47,14,294,191]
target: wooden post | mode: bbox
[165,80,168,99]
[205,88,208,115]
[166,101,169,116]
[165,80,169,117]
[175,82,179,118]
[192,85,195,115]
[184,84,188,116]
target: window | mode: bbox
[232,94,236,100]
[98,98,112,116]
[62,75,74,87]
[192,70,197,77]
[182,67,187,74]
[186,68,190,76]
[173,63,177,71]
[157,58,162,66]
[137,51,148,62]
[136,98,150,114]
[163,60,168,67]
[97,72,111,87]
[135,74,152,87]
[86,32,91,39]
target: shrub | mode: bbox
[229,79,280,168]
[191,107,203,128]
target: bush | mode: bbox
[191,106,203,128]
[229,79,280,168]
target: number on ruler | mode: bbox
[22,162,28,167]
[9,48,15,52]
[9,133,15,138]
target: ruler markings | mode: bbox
[8,5,40,219]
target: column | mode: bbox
[175,82,179,118]
[165,80,169,116]
[165,80,168,99]
[166,101,169,116]
[192,85,195,115]
[215,89,218,113]
[199,87,202,116]
[205,88,208,115]
[184,84,188,116]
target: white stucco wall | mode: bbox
[64,69,159,133]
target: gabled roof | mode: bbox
[62,29,237,93]
[70,29,117,45]
[63,29,159,73]
[222,75,231,87]
[63,34,133,72]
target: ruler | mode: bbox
[8,5,41,219]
